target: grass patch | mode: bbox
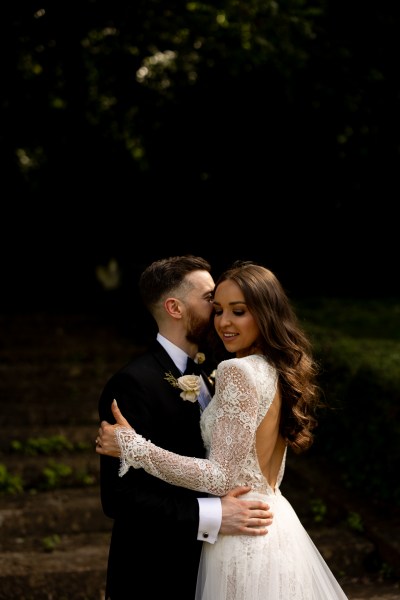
[295,297,400,512]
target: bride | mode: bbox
[96,261,348,600]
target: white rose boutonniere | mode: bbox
[164,372,201,403]
[195,352,206,364]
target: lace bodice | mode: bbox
[116,354,286,496]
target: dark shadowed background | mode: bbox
[1,1,398,318]
[0,6,399,596]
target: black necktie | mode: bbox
[184,357,202,376]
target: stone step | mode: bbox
[0,425,98,452]
[1,313,398,599]
[343,582,400,600]
[0,364,109,427]
[0,488,111,551]
[0,490,374,599]
[0,536,109,600]
[284,456,400,579]
[0,487,111,599]
[0,423,101,491]
[1,452,100,490]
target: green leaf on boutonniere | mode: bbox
[164,372,201,403]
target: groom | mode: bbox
[98,255,273,600]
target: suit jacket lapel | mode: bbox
[151,340,214,407]
[200,367,215,395]
[150,341,182,379]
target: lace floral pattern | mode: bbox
[115,355,282,494]
[115,355,349,599]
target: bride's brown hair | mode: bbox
[214,261,322,453]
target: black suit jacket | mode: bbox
[99,341,212,600]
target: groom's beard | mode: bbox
[185,310,213,346]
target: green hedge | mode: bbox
[296,297,400,512]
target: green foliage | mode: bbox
[74,470,96,486]
[380,562,395,579]
[11,435,74,456]
[36,461,95,491]
[346,511,364,533]
[4,0,323,185]
[4,0,397,205]
[3,435,95,494]
[297,298,400,512]
[0,458,97,495]
[0,464,24,495]
[41,461,73,490]
[41,534,61,552]
[297,297,400,342]
[310,497,327,523]
[10,435,91,456]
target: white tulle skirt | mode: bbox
[195,490,348,600]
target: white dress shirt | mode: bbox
[157,333,221,543]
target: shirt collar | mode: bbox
[157,333,188,374]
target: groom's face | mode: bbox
[182,270,215,345]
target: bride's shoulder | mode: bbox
[217,355,262,374]
[217,355,276,377]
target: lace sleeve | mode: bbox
[115,360,259,496]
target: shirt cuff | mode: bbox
[197,497,222,544]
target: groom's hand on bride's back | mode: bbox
[220,486,273,536]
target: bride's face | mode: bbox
[213,280,260,358]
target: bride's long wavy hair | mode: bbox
[213,261,322,454]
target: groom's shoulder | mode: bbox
[116,341,170,378]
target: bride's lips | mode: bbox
[221,333,238,341]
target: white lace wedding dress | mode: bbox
[116,354,348,600]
